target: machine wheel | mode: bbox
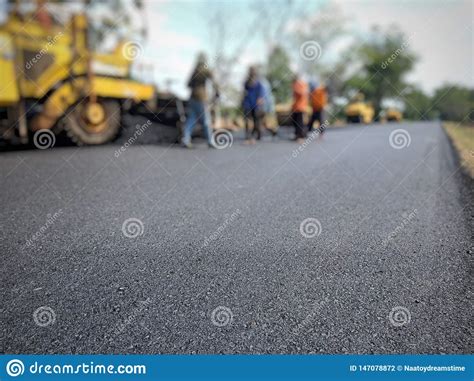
[63,99,121,145]
[347,115,361,123]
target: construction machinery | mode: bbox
[0,3,157,146]
[384,108,403,122]
[345,93,374,124]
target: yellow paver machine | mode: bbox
[0,3,157,145]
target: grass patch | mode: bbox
[443,122,474,178]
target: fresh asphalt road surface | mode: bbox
[1,121,472,354]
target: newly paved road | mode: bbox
[1,121,472,354]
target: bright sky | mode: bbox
[0,0,472,98]
[335,0,473,93]
[139,0,473,97]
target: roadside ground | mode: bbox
[443,122,474,178]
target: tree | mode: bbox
[266,46,293,104]
[344,26,417,118]
[401,87,437,120]
[204,4,259,105]
[86,0,146,50]
[431,85,474,122]
[290,2,346,77]
[205,1,295,106]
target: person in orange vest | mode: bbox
[308,81,328,136]
[291,75,309,143]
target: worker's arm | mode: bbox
[256,82,264,106]
[207,70,219,99]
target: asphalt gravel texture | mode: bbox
[1,121,472,354]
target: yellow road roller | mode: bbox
[345,93,374,124]
[385,108,403,122]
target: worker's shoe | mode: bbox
[181,142,193,149]
[243,139,256,145]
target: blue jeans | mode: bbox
[182,99,212,145]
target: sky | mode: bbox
[335,0,473,93]
[0,0,472,98]
[137,0,473,97]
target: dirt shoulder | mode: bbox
[443,122,474,178]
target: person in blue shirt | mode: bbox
[259,74,278,137]
[242,66,264,145]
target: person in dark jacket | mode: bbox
[182,53,218,148]
[242,66,264,145]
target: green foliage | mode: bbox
[432,85,474,122]
[266,46,293,104]
[344,27,417,117]
[291,2,346,77]
[402,87,438,120]
[86,0,146,49]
